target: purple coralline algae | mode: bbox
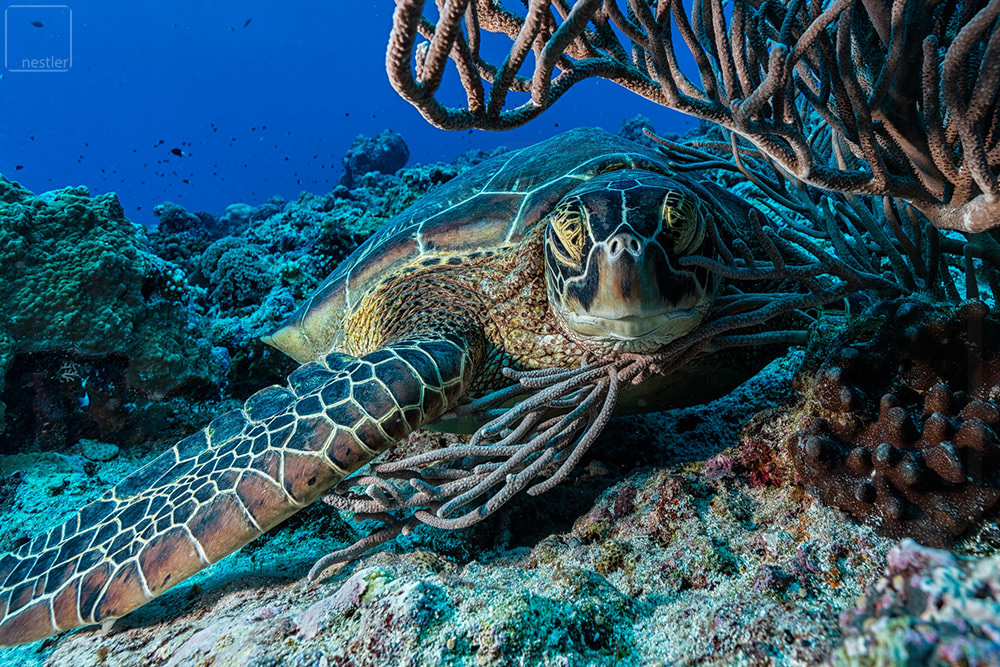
[835,538,1000,666]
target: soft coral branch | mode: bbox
[387,0,1000,232]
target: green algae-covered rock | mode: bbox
[0,176,220,418]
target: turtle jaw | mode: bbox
[553,299,711,354]
[547,230,716,353]
[567,308,706,340]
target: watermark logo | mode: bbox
[4,5,72,72]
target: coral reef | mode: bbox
[152,201,226,239]
[834,539,1000,666]
[149,201,229,265]
[616,114,664,148]
[201,236,277,310]
[787,298,1000,546]
[2,126,995,664]
[339,129,410,187]
[0,176,224,446]
[0,135,495,452]
[219,202,254,235]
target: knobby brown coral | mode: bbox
[787,298,1000,546]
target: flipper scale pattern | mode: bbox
[0,337,477,646]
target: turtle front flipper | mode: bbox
[0,334,479,646]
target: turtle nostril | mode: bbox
[608,234,642,257]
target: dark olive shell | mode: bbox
[266,128,676,362]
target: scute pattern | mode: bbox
[267,128,680,363]
[0,337,478,645]
[0,129,731,648]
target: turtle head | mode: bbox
[543,170,717,354]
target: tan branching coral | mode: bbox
[388,0,1000,233]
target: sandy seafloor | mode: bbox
[0,127,998,666]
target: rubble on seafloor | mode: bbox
[0,125,997,665]
[0,351,885,666]
[4,346,995,665]
[834,539,1000,666]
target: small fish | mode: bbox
[29,20,43,28]
[170,148,184,157]
[243,18,252,28]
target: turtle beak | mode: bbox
[562,232,707,340]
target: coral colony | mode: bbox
[0,1,998,664]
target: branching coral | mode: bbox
[654,131,1000,292]
[387,0,1000,233]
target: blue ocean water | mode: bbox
[2,3,1000,663]
[0,1,693,222]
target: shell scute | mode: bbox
[76,499,116,529]
[25,553,55,581]
[266,128,675,363]
[244,386,296,421]
[176,431,209,461]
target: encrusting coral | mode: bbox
[834,538,1000,666]
[200,236,277,310]
[0,177,222,432]
[787,298,1000,546]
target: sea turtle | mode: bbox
[0,128,763,646]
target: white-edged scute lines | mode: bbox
[341,143,671,311]
[0,387,333,634]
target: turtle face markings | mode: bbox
[0,130,762,647]
[543,170,716,353]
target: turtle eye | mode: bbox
[661,191,705,255]
[548,202,586,266]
